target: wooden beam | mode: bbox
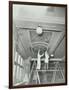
[31,58,65,62]
[17,27,62,32]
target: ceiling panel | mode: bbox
[16,28,65,59]
[30,30,52,43]
[48,31,64,55]
[17,29,34,59]
[54,37,65,58]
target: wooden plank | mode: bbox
[17,27,62,32]
[31,58,65,61]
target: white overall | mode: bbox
[36,54,41,69]
[36,50,44,70]
[45,51,49,63]
[45,51,49,69]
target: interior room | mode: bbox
[12,4,66,86]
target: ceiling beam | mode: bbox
[16,27,63,32]
[15,20,65,32]
[14,15,65,24]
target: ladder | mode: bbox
[29,60,40,84]
[29,59,64,84]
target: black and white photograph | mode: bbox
[9,1,67,88]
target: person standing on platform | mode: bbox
[45,51,49,69]
[36,49,44,70]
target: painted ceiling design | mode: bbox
[13,5,65,59]
[16,27,65,59]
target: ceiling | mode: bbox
[13,4,65,24]
[13,4,65,59]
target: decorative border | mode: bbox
[9,1,67,89]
